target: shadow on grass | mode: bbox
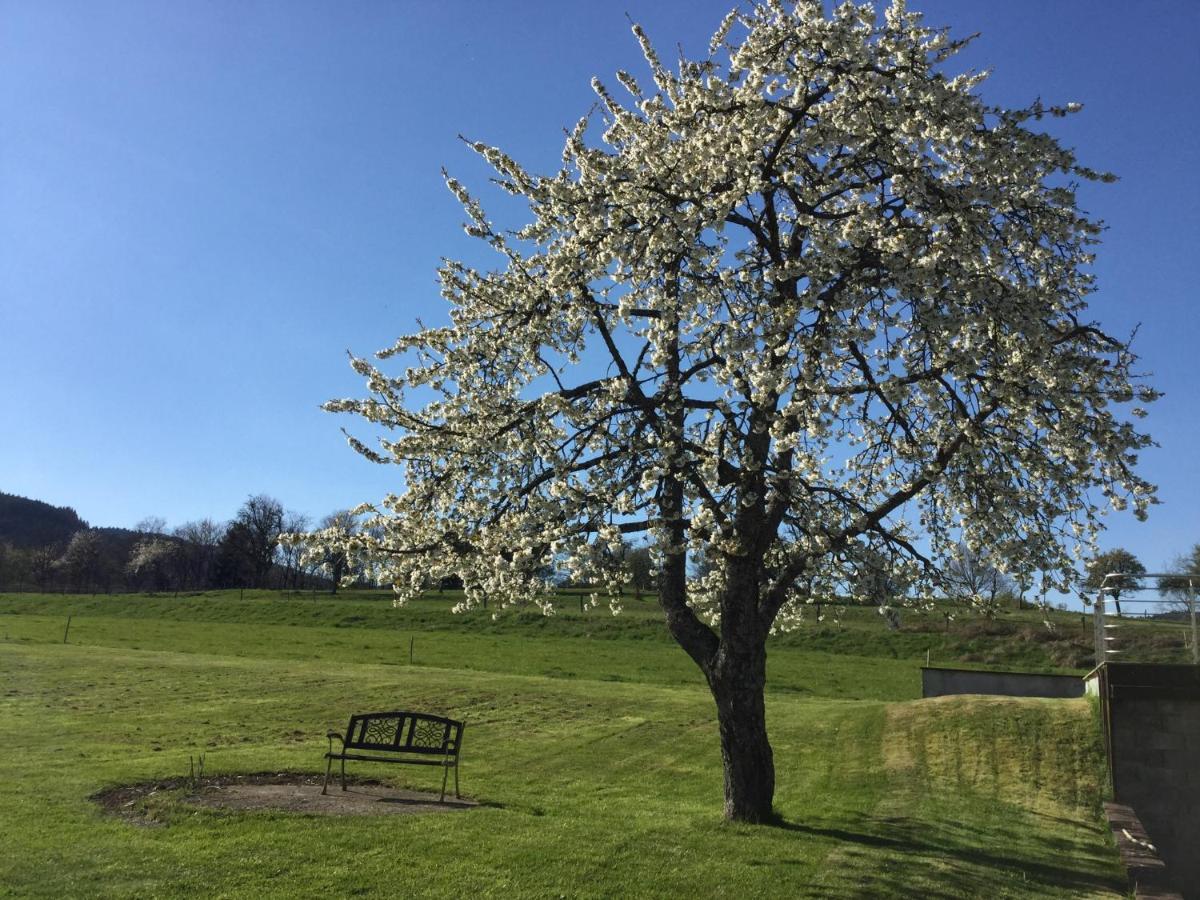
[763,811,1121,898]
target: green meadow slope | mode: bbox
[0,592,1129,897]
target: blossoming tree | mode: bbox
[322,0,1156,821]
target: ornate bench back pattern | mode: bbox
[345,711,463,756]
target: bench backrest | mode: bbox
[344,711,463,756]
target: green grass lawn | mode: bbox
[5,587,1191,672]
[0,592,1129,897]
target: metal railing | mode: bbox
[1093,572,1199,665]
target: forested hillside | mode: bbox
[0,492,87,548]
[0,491,343,594]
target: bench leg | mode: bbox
[454,760,460,799]
[340,756,347,791]
[322,755,333,795]
[440,763,450,803]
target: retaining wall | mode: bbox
[1091,663,1200,898]
[921,666,1084,699]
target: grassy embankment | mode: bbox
[0,590,1161,897]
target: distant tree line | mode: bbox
[0,492,371,594]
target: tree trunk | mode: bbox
[708,641,774,822]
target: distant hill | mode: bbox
[0,491,89,548]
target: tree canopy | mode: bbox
[323,0,1156,821]
[1083,547,1146,615]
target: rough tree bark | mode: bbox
[658,479,776,822]
[709,640,774,822]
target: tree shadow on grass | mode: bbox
[763,810,1122,898]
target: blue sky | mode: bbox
[1,1,1197,576]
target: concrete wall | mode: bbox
[921,666,1085,699]
[1096,663,1200,898]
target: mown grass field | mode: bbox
[0,590,1144,897]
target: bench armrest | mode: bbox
[326,731,345,750]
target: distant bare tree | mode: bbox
[174,519,224,589]
[318,510,357,594]
[1158,544,1200,613]
[214,522,257,589]
[0,542,16,591]
[944,543,1015,612]
[135,516,168,536]
[30,545,57,591]
[278,511,311,589]
[234,495,284,588]
[626,545,655,601]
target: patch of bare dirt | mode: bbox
[92,773,478,823]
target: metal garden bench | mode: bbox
[322,711,465,801]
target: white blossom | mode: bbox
[308,0,1156,819]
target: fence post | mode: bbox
[1189,579,1198,666]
